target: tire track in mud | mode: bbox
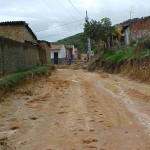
[0,69,150,150]
[101,73,150,135]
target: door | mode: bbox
[54,52,58,64]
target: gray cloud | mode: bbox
[0,0,149,42]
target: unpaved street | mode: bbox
[0,69,150,150]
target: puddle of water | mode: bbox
[103,82,120,94]
[71,80,79,83]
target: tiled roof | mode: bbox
[65,45,73,51]
[0,21,37,40]
[38,40,51,47]
[51,44,62,50]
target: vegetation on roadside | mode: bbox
[100,36,150,64]
[0,65,55,91]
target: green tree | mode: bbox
[84,17,115,50]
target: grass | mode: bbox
[101,48,134,64]
[133,49,150,59]
[101,47,150,64]
[0,65,54,91]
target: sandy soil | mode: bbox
[0,69,150,150]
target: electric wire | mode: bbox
[35,19,84,32]
[67,0,84,17]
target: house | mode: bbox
[38,40,51,64]
[0,21,37,44]
[50,44,67,64]
[65,45,73,59]
[121,16,150,45]
[73,48,78,59]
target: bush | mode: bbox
[100,48,134,63]
[135,36,150,51]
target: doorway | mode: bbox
[54,52,58,64]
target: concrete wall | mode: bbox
[0,25,37,43]
[0,37,43,76]
[124,27,130,46]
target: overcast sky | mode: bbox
[0,0,149,42]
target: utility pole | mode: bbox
[129,11,134,20]
[86,10,91,61]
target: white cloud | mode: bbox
[0,0,149,42]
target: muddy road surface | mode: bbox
[0,69,150,150]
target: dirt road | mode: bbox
[0,69,150,150]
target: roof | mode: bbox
[0,21,37,41]
[38,40,51,47]
[51,44,62,50]
[65,45,73,51]
[121,24,130,33]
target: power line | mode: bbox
[67,0,84,17]
[56,0,76,20]
[35,19,84,33]
[38,26,83,38]
[42,0,56,12]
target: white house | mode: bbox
[50,44,66,64]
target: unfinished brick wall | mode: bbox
[38,41,51,64]
[0,25,37,43]
[0,37,41,76]
[130,18,150,41]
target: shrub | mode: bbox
[100,48,134,63]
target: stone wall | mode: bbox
[130,18,150,41]
[0,25,37,43]
[0,37,43,76]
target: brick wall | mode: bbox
[130,18,150,41]
[38,41,51,64]
[0,25,37,43]
[0,37,42,76]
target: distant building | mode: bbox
[0,21,37,44]
[65,45,73,59]
[73,48,78,59]
[50,44,67,64]
[121,16,150,45]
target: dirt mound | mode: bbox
[120,57,150,83]
[87,57,100,72]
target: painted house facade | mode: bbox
[0,21,37,44]
[51,44,66,64]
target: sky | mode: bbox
[0,0,150,42]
